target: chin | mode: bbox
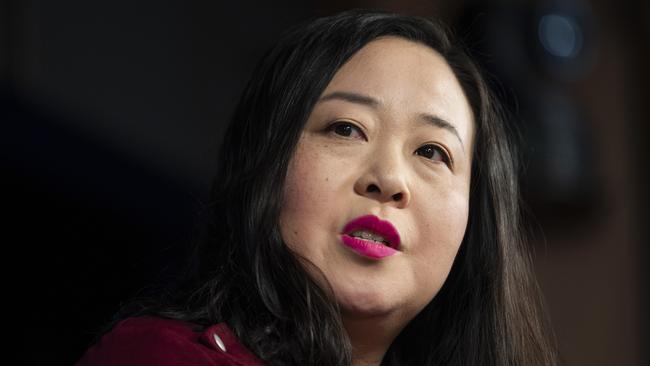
[334,282,406,319]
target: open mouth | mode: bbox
[342,214,401,250]
[347,230,392,246]
[340,215,401,259]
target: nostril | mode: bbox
[367,184,380,193]
[392,193,403,201]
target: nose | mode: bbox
[353,151,411,208]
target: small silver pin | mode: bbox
[212,333,227,352]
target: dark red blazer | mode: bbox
[77,317,265,365]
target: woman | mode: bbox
[78,9,558,366]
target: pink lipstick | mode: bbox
[340,215,401,259]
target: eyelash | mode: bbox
[326,121,366,140]
[325,121,453,167]
[414,144,452,166]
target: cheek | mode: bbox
[279,142,340,253]
[411,189,469,295]
[411,176,470,243]
[420,192,469,248]
[283,145,329,217]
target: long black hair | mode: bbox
[131,9,557,365]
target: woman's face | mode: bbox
[279,37,475,324]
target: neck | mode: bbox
[343,314,405,366]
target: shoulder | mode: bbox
[77,316,265,366]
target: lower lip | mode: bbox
[340,234,398,259]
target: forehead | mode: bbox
[327,37,463,100]
[321,36,474,146]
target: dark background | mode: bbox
[2,0,648,365]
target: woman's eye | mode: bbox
[415,144,451,166]
[327,121,365,140]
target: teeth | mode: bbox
[350,230,389,245]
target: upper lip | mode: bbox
[342,215,401,249]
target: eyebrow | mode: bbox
[319,91,380,107]
[318,91,465,149]
[418,114,465,151]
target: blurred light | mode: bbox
[538,14,583,58]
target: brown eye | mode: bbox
[415,144,451,165]
[327,121,365,140]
